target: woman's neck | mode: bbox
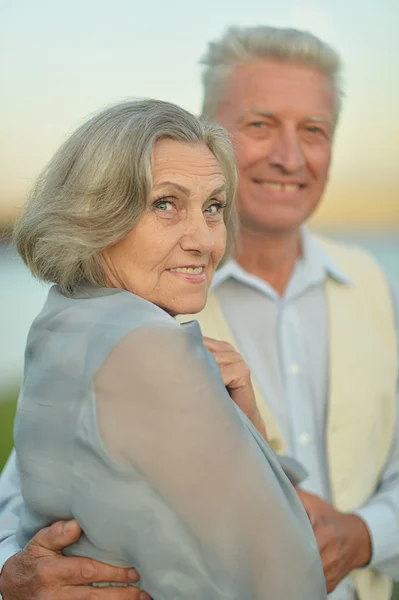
[236,228,302,296]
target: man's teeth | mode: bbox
[259,182,300,192]
[170,267,204,274]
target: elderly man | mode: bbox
[0,25,398,600]
[190,26,398,600]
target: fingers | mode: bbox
[27,521,141,589]
[203,342,246,369]
[217,363,249,389]
[54,557,140,586]
[202,337,235,353]
[29,520,83,553]
[65,585,151,600]
[295,490,317,526]
[203,339,249,382]
[209,351,243,367]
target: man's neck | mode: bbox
[236,228,302,296]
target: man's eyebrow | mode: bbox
[251,110,276,118]
[237,110,276,123]
[237,111,333,126]
[305,116,333,125]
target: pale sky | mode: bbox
[1,0,399,225]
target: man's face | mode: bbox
[216,59,334,235]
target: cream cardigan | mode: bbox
[181,237,397,600]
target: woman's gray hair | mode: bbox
[201,25,344,126]
[14,99,237,295]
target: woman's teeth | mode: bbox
[170,267,204,274]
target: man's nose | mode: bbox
[180,212,215,254]
[268,128,305,173]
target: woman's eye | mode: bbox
[204,202,225,215]
[155,199,174,211]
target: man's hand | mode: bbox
[296,489,372,593]
[0,520,151,600]
[203,337,267,440]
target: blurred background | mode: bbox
[0,2,398,584]
[1,0,398,453]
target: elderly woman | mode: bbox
[7,100,325,599]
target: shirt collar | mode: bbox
[300,229,352,286]
[211,259,278,298]
[212,228,352,298]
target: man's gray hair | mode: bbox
[14,99,237,296]
[201,25,344,125]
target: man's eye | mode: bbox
[155,199,174,211]
[249,122,265,128]
[306,126,323,134]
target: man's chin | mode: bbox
[239,210,309,236]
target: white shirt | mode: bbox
[210,231,399,599]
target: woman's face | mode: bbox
[102,139,227,316]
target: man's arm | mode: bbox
[295,489,372,593]
[0,451,22,572]
[0,454,149,599]
[354,404,399,578]
[354,280,399,580]
[0,520,146,600]
[296,280,399,591]
[355,280,399,578]
[296,397,399,593]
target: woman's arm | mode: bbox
[93,322,326,600]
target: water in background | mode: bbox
[1,233,398,391]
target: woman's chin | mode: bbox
[166,296,207,317]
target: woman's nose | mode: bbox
[180,213,215,254]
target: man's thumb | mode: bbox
[30,520,82,553]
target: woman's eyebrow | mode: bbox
[153,181,191,195]
[208,184,226,197]
[153,182,226,198]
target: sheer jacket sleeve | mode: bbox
[92,321,326,600]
